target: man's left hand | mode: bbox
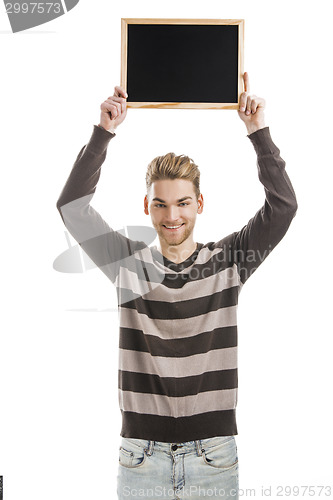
[238,72,266,135]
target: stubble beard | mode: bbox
[154,222,194,248]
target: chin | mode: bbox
[165,233,191,246]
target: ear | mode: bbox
[144,195,149,215]
[197,193,204,214]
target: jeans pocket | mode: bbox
[201,436,238,470]
[118,440,147,469]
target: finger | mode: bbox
[111,98,127,115]
[252,97,265,113]
[106,96,127,114]
[239,91,248,112]
[101,102,120,119]
[114,86,128,98]
[257,97,266,109]
[249,95,260,114]
[120,99,127,114]
[245,94,252,115]
[101,102,118,118]
[105,98,124,115]
[106,95,127,104]
[105,99,122,116]
[243,72,250,93]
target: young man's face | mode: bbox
[144,179,204,247]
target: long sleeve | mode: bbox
[232,126,298,284]
[56,125,146,284]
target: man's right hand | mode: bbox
[99,86,128,133]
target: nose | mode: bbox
[165,205,181,222]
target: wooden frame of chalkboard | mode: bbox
[121,18,244,110]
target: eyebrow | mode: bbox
[152,196,193,203]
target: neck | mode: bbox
[157,237,197,264]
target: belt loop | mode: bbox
[146,440,154,456]
[195,440,203,456]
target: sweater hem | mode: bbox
[120,409,238,442]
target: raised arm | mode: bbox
[57,85,128,211]
[56,87,146,284]
[231,73,298,283]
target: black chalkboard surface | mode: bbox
[121,19,244,109]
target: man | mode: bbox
[56,73,297,499]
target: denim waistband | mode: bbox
[120,435,235,457]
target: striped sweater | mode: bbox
[56,125,297,442]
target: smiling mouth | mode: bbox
[162,223,185,231]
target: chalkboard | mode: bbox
[121,19,244,109]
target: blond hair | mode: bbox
[145,153,200,200]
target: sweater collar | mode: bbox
[150,242,204,272]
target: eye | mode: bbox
[155,204,165,208]
[179,203,188,206]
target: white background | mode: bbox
[1,0,332,499]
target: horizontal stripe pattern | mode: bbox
[118,388,237,417]
[57,124,297,443]
[114,242,239,289]
[116,241,241,439]
[121,286,239,320]
[118,263,240,301]
[119,368,238,396]
[118,347,237,378]
[119,325,237,357]
[119,306,238,340]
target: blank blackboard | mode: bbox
[121,19,244,109]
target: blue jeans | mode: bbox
[117,436,239,499]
